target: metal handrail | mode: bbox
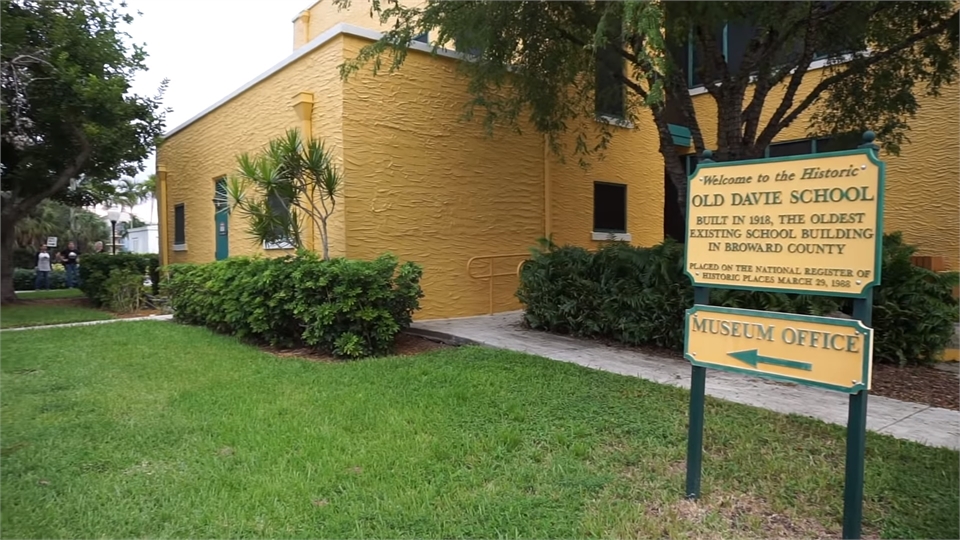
[466,252,532,315]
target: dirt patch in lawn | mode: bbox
[264,333,450,363]
[637,491,872,540]
[870,363,959,410]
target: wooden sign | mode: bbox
[685,148,884,298]
[685,305,873,393]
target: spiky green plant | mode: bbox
[224,129,343,260]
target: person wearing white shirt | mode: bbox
[34,245,52,290]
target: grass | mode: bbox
[1,322,957,539]
[15,289,85,300]
[0,300,113,329]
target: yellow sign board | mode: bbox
[685,149,884,298]
[684,305,873,393]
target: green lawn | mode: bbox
[0,302,113,329]
[15,289,85,300]
[1,322,957,539]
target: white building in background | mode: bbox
[122,224,160,254]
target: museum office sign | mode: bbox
[685,305,873,394]
[684,148,884,298]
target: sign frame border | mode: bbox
[684,304,874,394]
[683,147,886,299]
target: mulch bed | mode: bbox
[263,333,450,363]
[870,363,959,410]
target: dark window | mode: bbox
[595,20,625,118]
[412,32,428,44]
[174,204,186,245]
[267,192,291,243]
[815,135,858,153]
[725,22,757,75]
[593,182,627,233]
[768,139,814,158]
[214,178,228,211]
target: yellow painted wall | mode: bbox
[301,0,427,45]
[340,35,544,319]
[689,77,959,270]
[338,33,666,319]
[547,121,665,250]
[157,36,347,265]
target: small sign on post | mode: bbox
[682,132,883,540]
[46,237,57,248]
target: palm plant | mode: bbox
[226,129,343,260]
[140,174,157,224]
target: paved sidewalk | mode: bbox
[2,314,174,332]
[411,311,960,451]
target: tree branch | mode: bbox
[9,128,91,225]
[763,10,958,146]
[752,2,822,150]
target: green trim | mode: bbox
[683,147,886,299]
[683,304,873,394]
[669,124,692,147]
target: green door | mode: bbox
[215,179,229,260]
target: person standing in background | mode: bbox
[58,241,80,288]
[93,241,104,254]
[34,245,52,290]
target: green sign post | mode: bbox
[682,131,884,540]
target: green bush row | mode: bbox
[517,233,958,366]
[79,253,160,306]
[14,267,68,290]
[162,253,424,358]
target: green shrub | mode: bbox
[79,253,159,306]
[163,252,424,358]
[13,248,35,269]
[13,267,68,290]
[868,232,959,365]
[102,269,146,313]
[517,233,959,365]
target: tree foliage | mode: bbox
[225,129,344,260]
[13,199,109,252]
[0,0,167,302]
[337,0,958,214]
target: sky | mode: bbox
[116,0,313,221]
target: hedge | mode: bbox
[14,267,68,290]
[162,252,424,358]
[517,233,958,366]
[79,253,160,306]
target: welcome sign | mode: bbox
[684,149,884,298]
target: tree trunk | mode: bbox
[1,220,19,304]
[320,218,330,261]
[650,106,692,220]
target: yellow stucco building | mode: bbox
[157,1,959,320]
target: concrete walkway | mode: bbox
[2,314,173,332]
[411,311,960,451]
